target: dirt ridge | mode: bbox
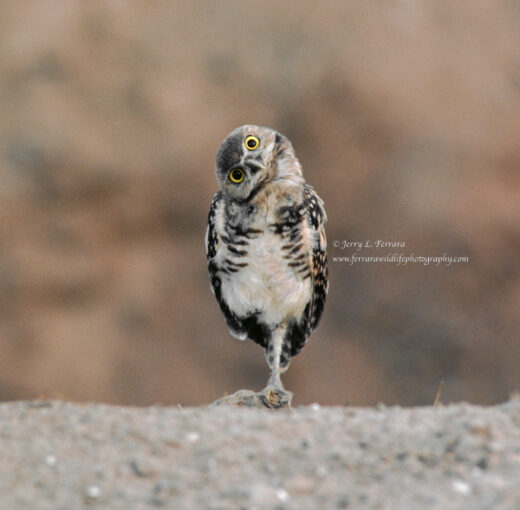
[1,398,519,509]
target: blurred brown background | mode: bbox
[0,1,518,407]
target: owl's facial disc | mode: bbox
[216,128,272,200]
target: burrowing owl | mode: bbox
[206,125,328,407]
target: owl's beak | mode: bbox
[245,159,264,175]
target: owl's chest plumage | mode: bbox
[221,225,312,327]
[209,191,313,330]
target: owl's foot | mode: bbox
[259,385,293,409]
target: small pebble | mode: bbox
[316,464,328,477]
[276,488,290,502]
[452,480,471,495]
[186,432,200,443]
[86,484,102,500]
[45,455,57,467]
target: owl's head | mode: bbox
[215,125,303,201]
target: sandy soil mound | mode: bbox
[1,398,519,509]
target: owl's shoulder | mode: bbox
[303,184,327,229]
[205,191,225,259]
[208,190,225,218]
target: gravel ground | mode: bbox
[0,398,519,509]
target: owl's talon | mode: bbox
[260,386,293,409]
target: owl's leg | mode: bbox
[260,325,293,408]
[280,341,292,374]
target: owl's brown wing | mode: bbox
[304,184,328,333]
[282,185,328,363]
[206,191,242,334]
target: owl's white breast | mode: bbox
[219,222,312,327]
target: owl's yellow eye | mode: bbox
[244,135,260,150]
[229,168,244,183]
